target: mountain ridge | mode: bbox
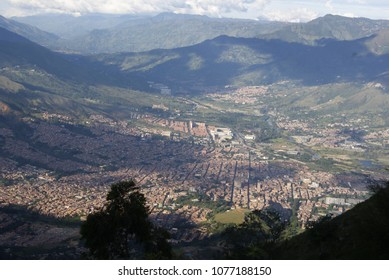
[0,15,58,46]
[11,12,287,54]
[0,27,91,82]
[264,14,389,44]
[9,13,389,55]
[94,33,389,92]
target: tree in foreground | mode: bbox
[221,209,285,259]
[80,180,171,259]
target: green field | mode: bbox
[214,208,249,225]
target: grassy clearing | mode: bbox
[214,208,249,225]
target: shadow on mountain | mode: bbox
[3,24,388,95]
[0,27,148,91]
[271,185,389,259]
[108,34,389,93]
[0,203,202,260]
[204,184,389,260]
[334,172,378,191]
[265,35,389,85]
[0,115,209,176]
[0,204,82,260]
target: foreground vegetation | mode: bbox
[183,182,389,260]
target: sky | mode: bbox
[0,0,388,22]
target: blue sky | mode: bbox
[0,0,388,22]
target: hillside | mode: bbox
[365,28,389,55]
[265,14,389,45]
[13,13,287,54]
[0,27,89,81]
[0,27,151,117]
[2,21,388,118]
[11,13,142,40]
[272,185,389,259]
[0,204,81,260]
[11,13,389,55]
[0,15,58,47]
[96,34,389,92]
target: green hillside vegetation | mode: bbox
[0,76,25,93]
[2,25,388,129]
[0,15,58,47]
[365,28,389,55]
[265,14,389,45]
[11,14,389,55]
[221,209,286,259]
[218,184,389,259]
[51,13,287,54]
[0,26,154,92]
[96,34,389,93]
[271,184,389,259]
[12,13,141,40]
[0,27,170,118]
[272,83,389,116]
[0,27,93,83]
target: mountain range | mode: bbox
[264,14,389,44]
[9,13,389,55]
[0,26,144,117]
[0,15,58,47]
[1,13,389,117]
[94,33,389,92]
[13,12,287,54]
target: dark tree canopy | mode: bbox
[80,180,171,259]
[222,209,286,259]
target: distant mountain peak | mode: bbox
[311,13,381,24]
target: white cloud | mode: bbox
[325,0,334,10]
[3,0,271,17]
[2,0,389,20]
[263,7,319,22]
[345,0,366,4]
[341,12,357,18]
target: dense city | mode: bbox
[2,84,385,248]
